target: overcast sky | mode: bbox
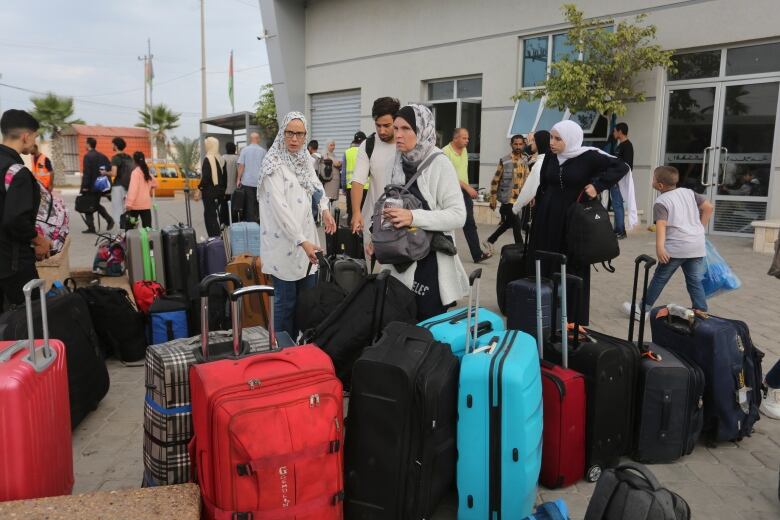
[0,0,271,139]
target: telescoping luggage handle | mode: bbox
[534,251,569,368]
[199,272,243,359]
[231,285,277,352]
[629,254,657,350]
[0,279,57,372]
[464,268,482,355]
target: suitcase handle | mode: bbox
[0,279,56,372]
[231,285,276,353]
[535,251,567,364]
[465,269,482,354]
[628,254,657,348]
[199,273,243,359]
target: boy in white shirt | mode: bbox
[623,165,714,316]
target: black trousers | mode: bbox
[242,186,259,223]
[126,209,152,228]
[461,190,483,262]
[0,263,38,311]
[82,192,113,230]
[488,203,523,244]
[202,190,224,237]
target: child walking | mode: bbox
[623,165,713,316]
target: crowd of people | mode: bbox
[1,103,779,420]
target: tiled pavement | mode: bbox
[62,191,780,519]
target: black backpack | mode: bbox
[76,285,148,363]
[585,463,691,520]
[566,194,620,269]
[320,158,334,182]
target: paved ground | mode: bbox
[58,190,780,518]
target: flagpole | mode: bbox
[229,50,235,114]
[148,38,155,158]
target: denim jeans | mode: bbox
[766,359,780,388]
[270,274,316,340]
[643,257,708,311]
[610,184,625,234]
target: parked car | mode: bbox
[148,160,199,197]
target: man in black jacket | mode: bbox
[0,109,50,309]
[80,136,114,233]
[611,122,634,239]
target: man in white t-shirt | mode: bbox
[350,97,401,255]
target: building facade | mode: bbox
[260,0,780,234]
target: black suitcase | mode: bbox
[162,224,199,297]
[540,251,639,482]
[629,255,705,463]
[495,210,530,315]
[344,321,459,519]
[0,292,110,428]
[303,270,417,388]
[327,207,364,259]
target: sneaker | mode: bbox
[621,301,649,321]
[481,241,496,255]
[759,386,780,420]
[615,232,627,240]
[474,252,493,263]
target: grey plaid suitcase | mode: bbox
[142,326,271,486]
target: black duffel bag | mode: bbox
[75,193,98,213]
[585,463,690,520]
[76,285,148,363]
[566,192,620,268]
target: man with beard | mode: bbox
[350,96,401,257]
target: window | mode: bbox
[521,27,611,87]
[428,81,454,101]
[507,98,609,140]
[668,51,721,81]
[726,42,780,76]
[509,98,543,135]
[457,78,482,98]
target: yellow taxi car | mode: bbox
[148,160,200,197]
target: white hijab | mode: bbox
[551,119,639,229]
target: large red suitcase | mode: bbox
[190,285,344,520]
[0,279,73,501]
[535,252,586,489]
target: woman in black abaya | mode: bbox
[528,120,629,325]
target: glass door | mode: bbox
[662,81,780,234]
[710,81,778,234]
[460,99,482,185]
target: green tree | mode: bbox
[516,4,675,117]
[30,93,84,186]
[171,137,200,177]
[254,84,278,146]
[136,104,181,158]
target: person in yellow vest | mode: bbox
[30,144,53,191]
[341,131,367,222]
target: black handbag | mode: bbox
[585,463,690,520]
[75,193,98,214]
[566,191,620,268]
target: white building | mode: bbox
[260,0,780,235]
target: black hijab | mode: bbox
[534,130,551,156]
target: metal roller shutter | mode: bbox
[310,90,361,156]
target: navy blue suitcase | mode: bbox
[197,237,228,278]
[505,277,553,340]
[650,305,764,442]
[419,269,505,359]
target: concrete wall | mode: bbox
[261,0,780,219]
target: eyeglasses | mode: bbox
[284,130,307,140]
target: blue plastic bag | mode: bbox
[524,499,569,520]
[702,240,741,298]
[93,175,111,193]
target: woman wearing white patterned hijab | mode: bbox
[257,111,335,339]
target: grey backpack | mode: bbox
[585,463,690,520]
[371,152,442,266]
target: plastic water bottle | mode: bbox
[381,197,402,230]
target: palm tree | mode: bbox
[172,137,200,177]
[30,93,84,186]
[136,104,181,158]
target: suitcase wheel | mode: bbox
[586,464,602,482]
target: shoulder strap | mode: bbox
[365,133,376,159]
[402,151,444,190]
[584,469,620,520]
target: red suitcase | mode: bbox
[535,252,586,489]
[190,285,344,520]
[0,279,73,501]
